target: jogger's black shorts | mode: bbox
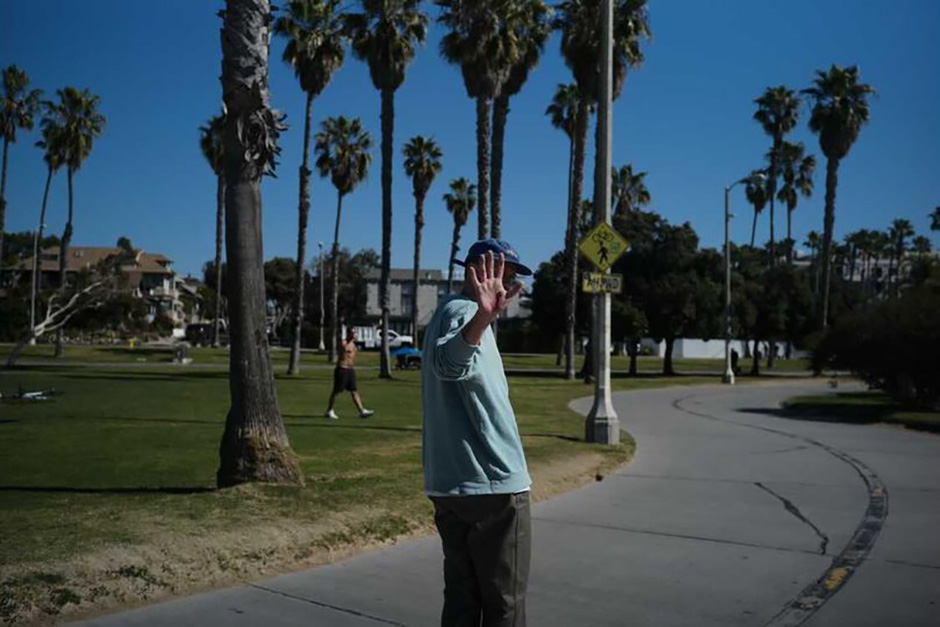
[332,366,357,393]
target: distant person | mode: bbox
[731,348,740,375]
[324,328,374,420]
[422,239,533,627]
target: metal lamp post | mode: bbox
[585,0,618,444]
[723,172,766,384]
[318,242,325,352]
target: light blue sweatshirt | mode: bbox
[422,294,531,496]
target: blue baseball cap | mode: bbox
[453,239,533,276]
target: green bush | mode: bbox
[813,285,940,408]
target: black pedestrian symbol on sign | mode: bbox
[598,243,609,266]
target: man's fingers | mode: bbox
[467,264,479,287]
[485,251,494,280]
[495,252,505,280]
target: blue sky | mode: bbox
[3,0,939,280]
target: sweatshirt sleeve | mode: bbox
[431,301,481,382]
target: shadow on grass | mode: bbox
[741,397,940,434]
[0,485,216,495]
[282,416,421,433]
[524,432,583,443]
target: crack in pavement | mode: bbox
[754,482,830,555]
[669,393,889,627]
[533,515,825,557]
[248,584,409,626]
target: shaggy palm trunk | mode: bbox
[819,156,839,329]
[412,193,424,347]
[750,338,761,375]
[0,137,9,263]
[213,175,225,347]
[216,0,303,489]
[30,167,54,336]
[288,93,314,375]
[565,99,589,380]
[490,94,509,239]
[475,97,490,241]
[329,192,344,363]
[379,88,393,379]
[786,208,794,264]
[767,142,779,369]
[750,210,758,247]
[448,221,460,293]
[55,167,74,358]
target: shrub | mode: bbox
[813,285,940,408]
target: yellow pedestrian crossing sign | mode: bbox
[578,222,629,271]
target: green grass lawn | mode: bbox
[2,343,811,374]
[781,391,940,433]
[0,356,719,623]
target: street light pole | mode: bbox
[585,0,618,444]
[723,186,735,384]
[318,242,325,352]
[723,172,765,384]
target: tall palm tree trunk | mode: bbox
[750,210,758,247]
[565,98,589,380]
[213,174,225,348]
[288,92,314,375]
[55,167,74,358]
[786,209,793,264]
[329,191,345,363]
[490,94,509,239]
[30,167,54,338]
[475,97,490,241]
[412,193,424,347]
[819,156,839,329]
[216,0,303,489]
[768,141,779,265]
[448,221,460,293]
[379,88,393,379]
[0,137,9,263]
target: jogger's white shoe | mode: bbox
[324,409,339,420]
[359,409,375,419]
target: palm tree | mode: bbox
[804,230,821,293]
[402,135,443,347]
[216,0,303,488]
[46,87,106,358]
[490,0,551,238]
[314,116,372,362]
[1,66,42,264]
[911,235,931,256]
[745,170,769,247]
[775,140,815,263]
[30,107,64,337]
[444,177,476,292]
[611,163,650,215]
[199,113,226,348]
[345,0,428,380]
[930,207,940,232]
[555,0,650,380]
[275,0,347,375]
[437,0,527,241]
[753,86,800,264]
[888,218,914,297]
[803,64,874,328]
[545,82,581,378]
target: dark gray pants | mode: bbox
[431,492,531,627]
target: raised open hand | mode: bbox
[467,251,523,320]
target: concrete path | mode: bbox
[75,381,940,626]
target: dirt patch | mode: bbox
[2,447,633,625]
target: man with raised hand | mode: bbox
[422,239,534,627]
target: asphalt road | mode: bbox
[75,381,940,626]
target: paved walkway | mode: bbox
[75,381,940,626]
